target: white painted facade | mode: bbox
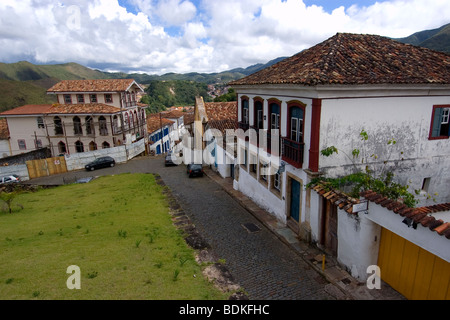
[232,84,450,282]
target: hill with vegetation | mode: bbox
[395,23,450,54]
[0,79,56,112]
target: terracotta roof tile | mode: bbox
[230,33,450,86]
[147,113,174,134]
[47,103,121,115]
[204,102,237,122]
[0,103,120,116]
[361,190,450,240]
[47,79,140,93]
[0,104,53,116]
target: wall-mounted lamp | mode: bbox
[402,217,417,229]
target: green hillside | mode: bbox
[396,23,450,53]
[0,61,109,83]
[0,79,56,112]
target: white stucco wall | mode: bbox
[319,95,450,204]
[6,117,48,156]
[337,209,381,281]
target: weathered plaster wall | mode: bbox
[319,96,450,204]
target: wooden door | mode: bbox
[321,198,338,256]
[290,179,300,222]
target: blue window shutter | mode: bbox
[432,108,443,137]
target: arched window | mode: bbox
[89,141,97,151]
[269,101,280,130]
[254,99,264,130]
[73,116,83,135]
[58,141,67,154]
[99,116,108,136]
[54,117,63,135]
[86,116,94,135]
[124,113,129,130]
[133,110,138,127]
[102,141,111,149]
[289,106,304,143]
[241,97,249,125]
[75,141,84,153]
[113,115,119,134]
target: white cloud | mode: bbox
[0,0,449,74]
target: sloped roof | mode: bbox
[204,101,237,121]
[0,104,53,116]
[47,79,142,93]
[230,33,450,86]
[360,190,450,240]
[46,103,121,115]
[312,184,450,239]
[147,113,175,133]
[0,103,121,116]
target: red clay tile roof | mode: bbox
[230,33,450,86]
[0,103,121,116]
[147,113,175,133]
[0,104,53,116]
[161,110,185,119]
[312,184,360,214]
[47,79,140,93]
[360,190,450,239]
[46,103,121,115]
[204,102,237,121]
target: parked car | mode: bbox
[187,164,204,178]
[165,152,178,166]
[85,156,115,171]
[0,175,20,184]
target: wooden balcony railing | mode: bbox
[282,138,304,168]
[238,121,250,131]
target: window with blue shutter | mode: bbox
[430,106,450,139]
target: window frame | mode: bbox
[37,116,45,129]
[429,105,450,140]
[105,94,113,104]
[63,94,72,104]
[18,139,26,150]
[77,94,85,103]
[90,94,98,103]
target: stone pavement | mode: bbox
[202,167,406,300]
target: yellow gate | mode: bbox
[26,156,67,179]
[378,228,450,300]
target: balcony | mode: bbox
[282,138,304,168]
[238,121,250,131]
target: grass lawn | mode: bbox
[0,173,229,300]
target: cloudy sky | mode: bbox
[0,0,449,75]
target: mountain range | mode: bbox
[0,23,449,111]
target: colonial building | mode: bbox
[1,79,146,156]
[230,33,450,298]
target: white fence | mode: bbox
[0,139,146,181]
[0,164,30,181]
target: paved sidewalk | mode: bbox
[203,167,406,300]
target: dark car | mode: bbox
[165,152,178,166]
[187,164,204,178]
[85,156,115,171]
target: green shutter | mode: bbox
[431,108,443,138]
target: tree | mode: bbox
[0,190,23,214]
